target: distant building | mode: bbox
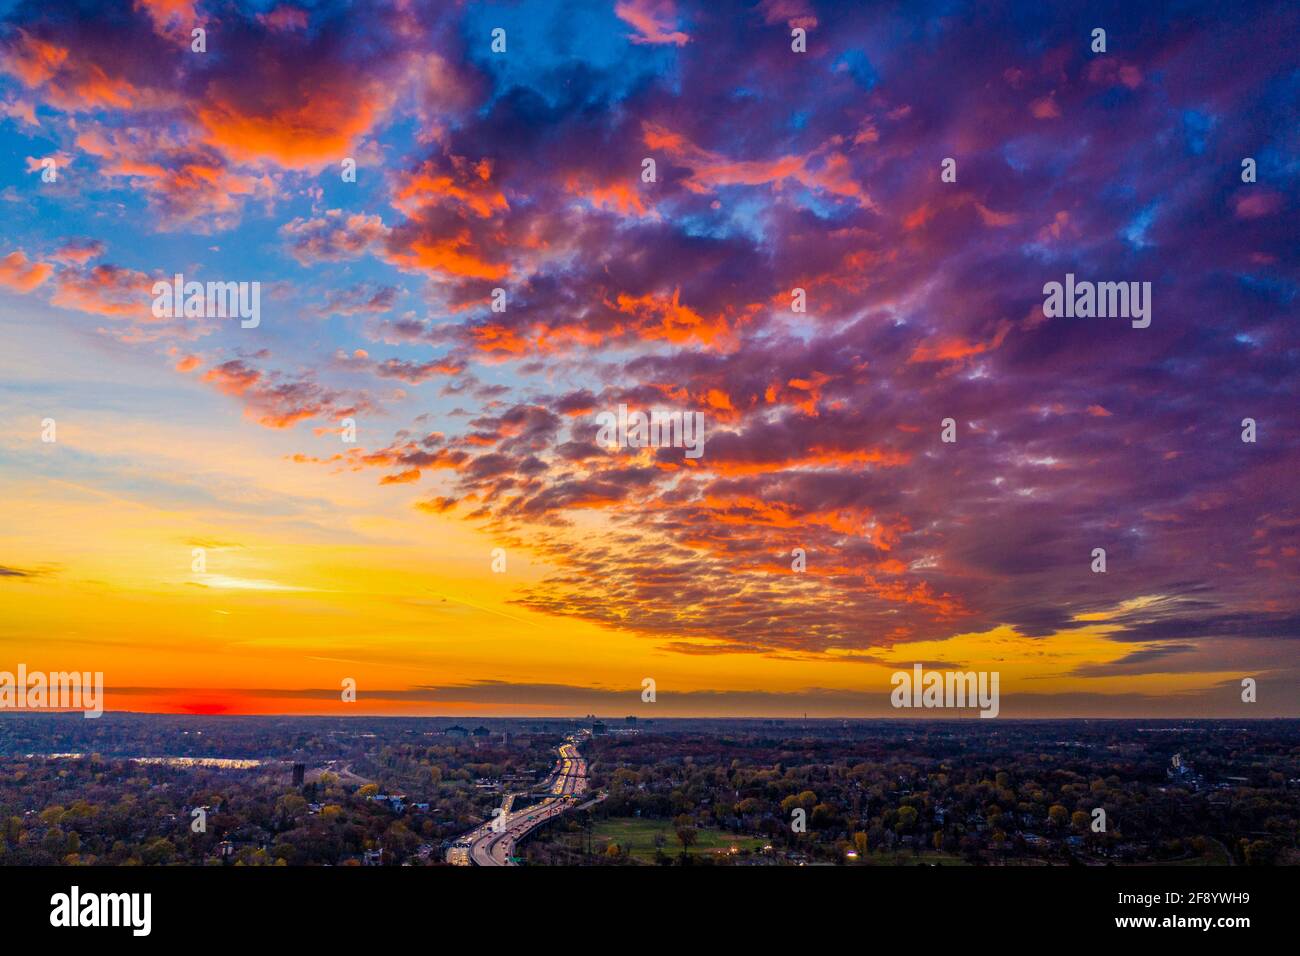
[592,721,607,736]
[625,715,636,725]
[471,726,490,737]
[445,725,469,739]
[291,762,305,787]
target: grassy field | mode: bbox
[860,850,972,866]
[1146,840,1233,866]
[592,818,765,862]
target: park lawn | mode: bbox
[1140,847,1232,866]
[1121,838,1233,866]
[593,817,765,862]
[1196,839,1234,865]
[862,849,972,866]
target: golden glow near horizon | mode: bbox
[0,312,1279,719]
[0,464,1241,717]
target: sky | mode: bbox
[0,0,1296,718]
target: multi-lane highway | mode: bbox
[447,734,591,866]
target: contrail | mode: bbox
[425,590,540,628]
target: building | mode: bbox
[291,762,305,787]
[445,725,469,739]
[370,793,407,812]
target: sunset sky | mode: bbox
[0,0,1296,718]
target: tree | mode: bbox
[275,793,308,825]
[141,837,176,865]
[1243,840,1276,866]
[675,825,698,853]
[42,828,66,856]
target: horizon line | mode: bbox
[1,710,1296,722]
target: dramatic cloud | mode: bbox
[2,0,1295,714]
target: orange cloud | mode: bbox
[135,0,198,31]
[197,82,388,169]
[393,157,509,219]
[612,288,730,345]
[782,372,833,416]
[908,321,1011,364]
[565,176,649,217]
[1233,190,1282,220]
[975,202,1017,227]
[385,231,509,281]
[706,446,910,477]
[202,361,262,396]
[642,121,868,206]
[1030,93,1061,119]
[0,251,53,292]
[49,263,153,317]
[75,127,271,227]
[2,32,68,86]
[51,239,105,264]
[615,0,690,46]
[2,30,157,111]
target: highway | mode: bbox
[446,733,591,866]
